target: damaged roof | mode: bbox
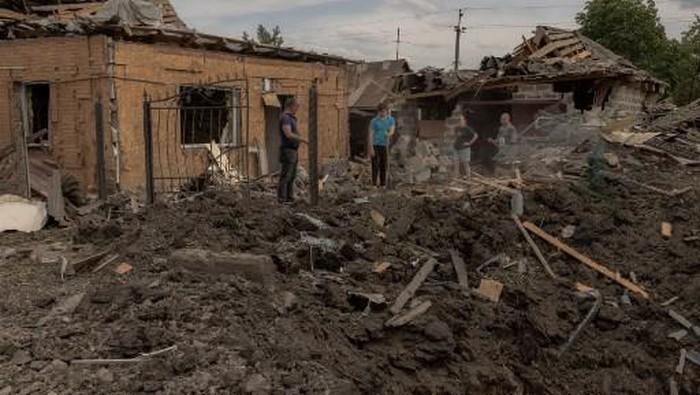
[0,0,351,65]
[446,26,666,99]
[349,59,411,109]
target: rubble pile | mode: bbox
[1,143,699,395]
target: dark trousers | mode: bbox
[277,148,298,202]
[371,145,388,187]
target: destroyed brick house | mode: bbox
[389,26,667,171]
[0,0,351,210]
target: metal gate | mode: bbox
[143,81,251,203]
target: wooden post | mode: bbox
[142,93,154,204]
[309,80,319,206]
[94,100,107,200]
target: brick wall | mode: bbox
[607,82,659,115]
[0,36,110,195]
[114,41,349,191]
[512,84,561,101]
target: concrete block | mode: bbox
[171,249,276,283]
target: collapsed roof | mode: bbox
[440,26,666,99]
[0,0,350,65]
[349,59,411,110]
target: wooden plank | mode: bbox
[574,50,592,60]
[449,249,469,295]
[522,35,536,55]
[523,222,650,299]
[558,43,585,57]
[531,38,581,59]
[389,258,437,314]
[512,215,558,280]
[547,32,576,41]
[386,300,432,327]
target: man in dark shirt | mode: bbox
[278,97,307,203]
[453,110,479,180]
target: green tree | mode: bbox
[242,25,284,47]
[576,0,670,80]
[673,16,700,105]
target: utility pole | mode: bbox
[453,9,467,72]
[395,26,401,61]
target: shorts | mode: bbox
[454,148,471,165]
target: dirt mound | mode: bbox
[1,145,699,395]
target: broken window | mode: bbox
[179,86,241,147]
[23,83,50,146]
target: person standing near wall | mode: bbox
[368,103,396,188]
[488,112,518,168]
[493,112,518,148]
[453,110,479,180]
[278,97,307,203]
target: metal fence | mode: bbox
[143,81,251,203]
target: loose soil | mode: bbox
[1,145,699,395]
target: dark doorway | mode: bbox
[24,83,50,146]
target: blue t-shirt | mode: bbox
[280,112,300,150]
[370,115,395,147]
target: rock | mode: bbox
[347,292,387,311]
[424,320,453,342]
[11,349,32,365]
[49,359,68,372]
[243,374,272,395]
[281,291,298,313]
[561,225,576,239]
[413,169,432,184]
[170,249,276,284]
[29,360,47,371]
[603,153,620,168]
[0,247,18,260]
[97,368,114,383]
[0,386,12,395]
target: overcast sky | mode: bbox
[170,0,700,69]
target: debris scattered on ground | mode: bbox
[0,195,48,233]
[114,262,134,275]
[677,349,688,375]
[473,279,504,303]
[389,258,437,315]
[525,221,649,298]
[386,300,433,327]
[662,222,674,238]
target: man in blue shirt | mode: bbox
[278,97,307,203]
[368,103,396,187]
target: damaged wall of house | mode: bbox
[113,41,349,190]
[0,35,111,195]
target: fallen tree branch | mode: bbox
[523,222,650,299]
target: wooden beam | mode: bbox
[558,43,585,57]
[512,215,558,280]
[389,258,437,314]
[449,249,469,296]
[530,38,581,59]
[523,222,650,299]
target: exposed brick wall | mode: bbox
[0,36,109,195]
[0,36,350,194]
[607,83,659,115]
[114,41,349,191]
[512,84,561,101]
